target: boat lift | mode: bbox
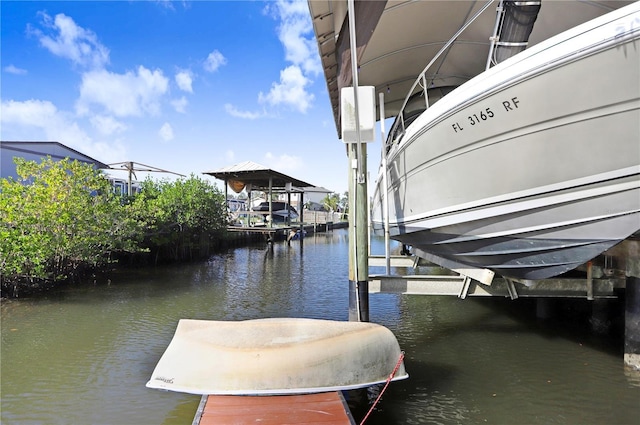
[366,0,630,302]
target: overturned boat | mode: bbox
[368,1,640,280]
[146,318,407,395]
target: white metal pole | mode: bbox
[348,0,363,183]
[486,0,504,70]
[268,177,273,228]
[379,92,391,275]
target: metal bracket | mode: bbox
[505,279,519,300]
[459,276,472,299]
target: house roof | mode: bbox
[303,186,333,194]
[1,141,109,169]
[203,161,316,191]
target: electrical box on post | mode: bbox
[341,86,376,143]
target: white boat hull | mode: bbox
[147,318,407,395]
[372,4,640,280]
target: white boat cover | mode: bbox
[146,318,408,395]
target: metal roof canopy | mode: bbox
[308,0,631,137]
[203,161,315,192]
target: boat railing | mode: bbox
[385,0,496,152]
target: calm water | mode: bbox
[2,229,639,424]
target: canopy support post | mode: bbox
[346,0,369,323]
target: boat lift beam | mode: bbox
[369,248,633,300]
[369,274,625,299]
[413,248,495,286]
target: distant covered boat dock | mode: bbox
[204,161,337,241]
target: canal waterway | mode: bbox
[1,228,639,424]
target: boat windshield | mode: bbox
[387,91,425,153]
[383,0,495,154]
[385,85,460,153]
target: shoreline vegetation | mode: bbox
[1,157,232,298]
[1,157,348,298]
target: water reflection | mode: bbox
[1,229,639,424]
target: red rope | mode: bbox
[359,351,405,425]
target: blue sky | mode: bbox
[1,0,380,194]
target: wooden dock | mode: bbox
[226,222,348,244]
[193,392,355,425]
[226,225,292,235]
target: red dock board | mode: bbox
[194,391,355,425]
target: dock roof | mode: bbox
[203,161,315,191]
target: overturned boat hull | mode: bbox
[147,318,407,395]
[372,4,640,280]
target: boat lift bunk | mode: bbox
[369,242,633,300]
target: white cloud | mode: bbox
[0,99,125,163]
[152,0,191,11]
[76,66,169,117]
[258,0,319,114]
[225,150,235,162]
[258,65,313,113]
[271,0,321,75]
[171,96,188,114]
[1,99,59,127]
[268,0,309,18]
[175,70,193,93]
[155,0,175,10]
[263,152,303,174]
[4,65,27,75]
[30,12,109,69]
[204,50,227,72]
[158,122,174,142]
[224,104,265,120]
[90,115,127,135]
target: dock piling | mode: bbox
[625,276,640,370]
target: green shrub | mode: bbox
[128,174,228,262]
[0,157,142,295]
[0,158,228,296]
